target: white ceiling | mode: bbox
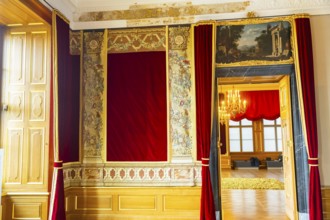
[40,0,330,29]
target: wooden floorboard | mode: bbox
[220,168,289,220]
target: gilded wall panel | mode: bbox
[75,196,113,210]
[3,195,49,220]
[12,203,41,218]
[107,27,166,53]
[65,187,200,219]
[163,195,200,211]
[119,195,156,210]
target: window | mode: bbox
[263,118,282,152]
[229,119,253,152]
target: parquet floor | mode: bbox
[220,168,290,220]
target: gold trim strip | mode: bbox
[215,15,295,26]
[7,192,50,195]
[308,158,318,160]
[190,24,197,161]
[79,30,83,163]
[52,10,59,162]
[31,31,47,34]
[10,32,26,35]
[166,25,171,163]
[211,23,216,141]
[201,158,210,160]
[102,29,108,162]
[195,20,216,26]
[293,13,311,19]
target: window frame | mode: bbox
[263,118,282,152]
[228,119,254,152]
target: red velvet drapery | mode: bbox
[49,12,81,220]
[218,90,279,154]
[49,12,68,220]
[58,52,80,162]
[194,24,216,220]
[107,52,167,161]
[295,17,323,220]
[225,90,280,121]
[56,17,80,162]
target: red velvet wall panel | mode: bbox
[107,52,167,161]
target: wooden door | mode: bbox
[279,75,298,220]
[1,25,50,192]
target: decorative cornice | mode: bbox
[77,2,250,22]
[41,0,330,29]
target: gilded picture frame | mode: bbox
[215,16,294,67]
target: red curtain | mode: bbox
[225,90,280,121]
[49,12,68,220]
[49,162,66,220]
[50,12,80,220]
[56,15,80,162]
[295,17,323,220]
[194,24,216,220]
[107,52,167,161]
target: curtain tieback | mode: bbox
[308,158,318,166]
[201,157,209,166]
[54,161,63,168]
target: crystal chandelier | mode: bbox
[218,103,231,125]
[218,87,247,125]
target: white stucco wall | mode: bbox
[310,14,330,186]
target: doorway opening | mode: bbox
[216,66,309,219]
